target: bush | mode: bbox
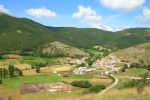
[31,65,35,69]
[89,85,106,92]
[71,80,92,88]
[18,70,23,75]
[63,75,69,77]
[121,68,125,72]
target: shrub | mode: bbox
[31,65,35,69]
[18,70,23,75]
[89,85,106,93]
[71,80,92,88]
[121,68,125,72]
[63,75,69,77]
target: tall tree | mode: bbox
[3,68,5,78]
[0,55,2,59]
[0,68,2,78]
[8,65,14,78]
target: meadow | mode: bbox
[113,68,147,76]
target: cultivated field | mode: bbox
[61,78,112,86]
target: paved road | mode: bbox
[97,75,118,95]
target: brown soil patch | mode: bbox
[0,61,10,65]
[6,59,15,61]
[52,60,58,62]
[23,69,42,75]
[16,61,21,64]
[40,59,46,63]
[14,64,31,70]
[9,54,22,59]
[20,82,79,95]
[0,89,20,100]
[41,70,53,73]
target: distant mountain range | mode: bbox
[0,12,150,55]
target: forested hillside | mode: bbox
[0,12,150,56]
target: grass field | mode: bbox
[113,68,147,76]
[2,55,9,58]
[115,63,125,67]
[0,71,90,89]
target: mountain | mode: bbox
[46,26,150,50]
[0,12,150,56]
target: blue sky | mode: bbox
[0,0,150,31]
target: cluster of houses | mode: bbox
[91,58,122,74]
[73,67,96,74]
[69,57,88,66]
[71,56,132,75]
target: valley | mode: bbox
[0,12,150,100]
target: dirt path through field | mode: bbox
[40,59,46,63]
[16,61,21,64]
[97,75,118,95]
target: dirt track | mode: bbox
[97,75,118,95]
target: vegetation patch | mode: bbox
[113,68,147,76]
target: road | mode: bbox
[97,75,118,95]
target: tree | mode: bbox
[36,66,40,73]
[0,79,2,84]
[139,59,144,64]
[121,68,125,72]
[3,68,5,78]
[18,70,23,76]
[8,65,14,78]
[123,64,128,69]
[31,65,35,69]
[0,55,2,59]
[0,68,2,78]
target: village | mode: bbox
[69,56,127,75]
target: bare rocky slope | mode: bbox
[109,42,150,64]
[43,41,90,57]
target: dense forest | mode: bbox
[0,12,150,57]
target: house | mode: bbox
[73,69,80,74]
[127,63,131,67]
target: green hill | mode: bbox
[0,12,150,56]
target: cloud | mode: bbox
[0,4,10,14]
[25,6,57,18]
[72,5,114,32]
[116,26,124,31]
[99,0,145,12]
[90,22,114,32]
[72,5,102,22]
[134,8,150,24]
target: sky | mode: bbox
[0,0,150,32]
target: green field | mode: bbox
[113,68,147,76]
[0,72,89,89]
[2,55,9,58]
